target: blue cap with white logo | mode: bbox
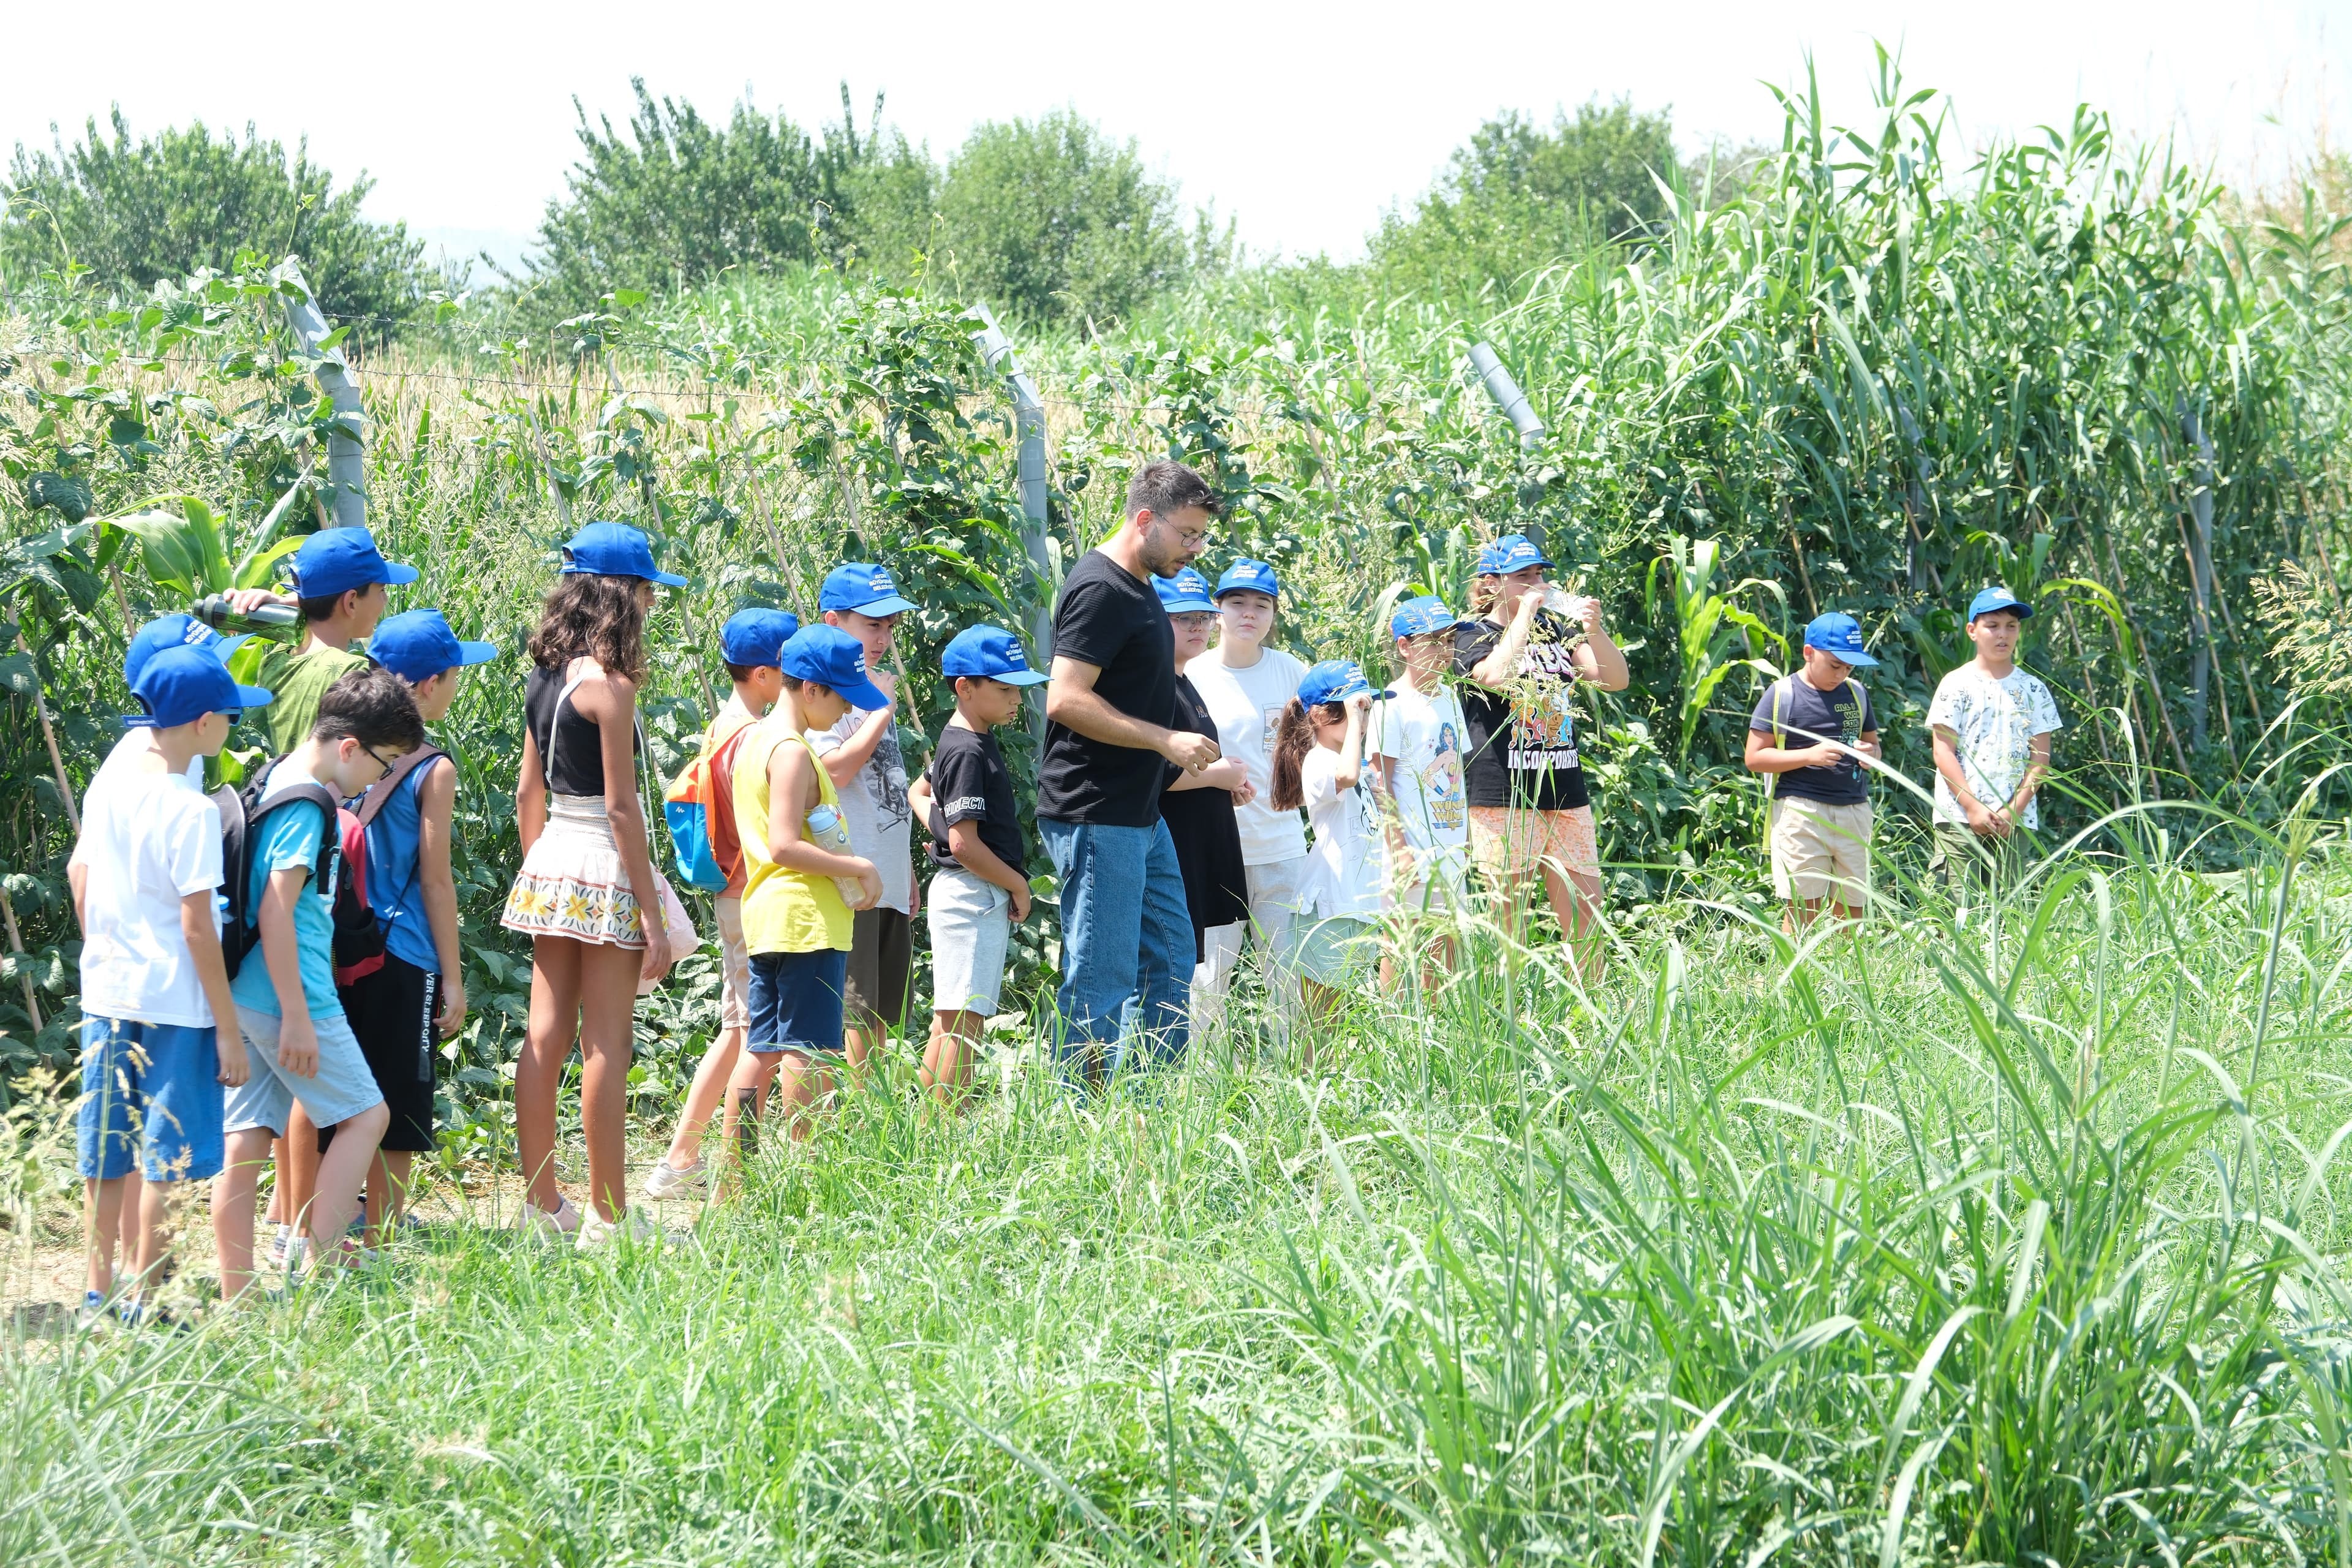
[1474,533,1553,576]
[720,608,801,668]
[1966,586,2034,623]
[126,644,274,729]
[820,563,918,618]
[370,609,499,682]
[1390,595,1456,638]
[1800,611,1878,668]
[1297,660,1392,708]
[124,614,249,687]
[559,521,688,587]
[942,625,1050,686]
[1213,559,1282,601]
[1156,568,1218,615]
[779,625,889,710]
[290,526,419,599]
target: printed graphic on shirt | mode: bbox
[943,794,986,816]
[1506,641,1581,771]
[1428,723,1465,832]
[1260,704,1283,752]
[867,726,911,828]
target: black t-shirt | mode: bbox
[1453,613,1591,812]
[1036,550,1176,826]
[1749,676,1877,805]
[1159,674,1250,959]
[923,724,1025,873]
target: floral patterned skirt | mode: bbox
[502,795,647,949]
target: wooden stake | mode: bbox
[18,632,80,837]
[0,882,40,1033]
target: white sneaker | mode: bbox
[282,1235,309,1274]
[575,1205,661,1253]
[518,1197,579,1242]
[269,1224,293,1264]
[641,1159,705,1201]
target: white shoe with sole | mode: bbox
[641,1160,705,1201]
[518,1197,579,1242]
[575,1205,662,1253]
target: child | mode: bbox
[814,563,921,1073]
[503,522,687,1248]
[315,609,497,1246]
[720,627,884,1167]
[908,626,1048,1102]
[1745,611,1882,932]
[70,646,270,1321]
[1269,662,1388,1031]
[214,666,424,1299]
[1372,595,1471,984]
[1928,587,2063,895]
[1155,570,1253,980]
[255,526,418,753]
[644,607,799,1199]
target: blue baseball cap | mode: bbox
[1297,660,1393,707]
[720,608,800,668]
[1967,586,2034,623]
[123,614,249,687]
[1213,559,1282,601]
[1475,533,1553,575]
[1156,568,1218,614]
[779,625,889,710]
[559,521,688,587]
[1390,595,1456,638]
[820,563,918,618]
[126,644,273,729]
[289,526,419,599]
[942,625,1050,686]
[369,609,499,682]
[1800,611,1878,668]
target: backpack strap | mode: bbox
[1765,676,1793,802]
[355,745,445,827]
[247,777,344,908]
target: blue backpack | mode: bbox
[663,721,753,892]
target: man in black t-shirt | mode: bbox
[1744,611,1882,933]
[1038,461,1222,1085]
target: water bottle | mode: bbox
[190,594,300,639]
[804,804,866,903]
[1539,585,1593,622]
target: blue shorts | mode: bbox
[224,1006,386,1137]
[77,1016,225,1183]
[746,949,850,1056]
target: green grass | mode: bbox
[7,842,2352,1565]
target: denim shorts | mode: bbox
[747,948,850,1056]
[77,1016,225,1182]
[225,1006,386,1137]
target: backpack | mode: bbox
[213,761,360,984]
[337,745,447,987]
[663,716,755,892]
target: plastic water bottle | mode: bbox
[805,804,866,903]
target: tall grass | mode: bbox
[6,825,2350,1564]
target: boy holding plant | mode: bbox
[1927,587,2063,896]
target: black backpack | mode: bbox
[211,760,372,984]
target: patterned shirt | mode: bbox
[1926,665,2062,829]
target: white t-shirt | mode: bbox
[1189,644,1308,864]
[1374,683,1470,896]
[812,707,913,913]
[1299,745,1384,921]
[75,763,225,1028]
[1926,664,2064,829]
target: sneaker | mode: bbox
[641,1159,705,1201]
[574,1205,661,1253]
[270,1224,293,1264]
[79,1290,109,1329]
[282,1235,309,1274]
[518,1197,579,1242]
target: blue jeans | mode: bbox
[1040,817,1194,1079]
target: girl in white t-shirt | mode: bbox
[1269,662,1387,1035]
[1372,595,1470,988]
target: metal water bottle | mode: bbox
[190,595,300,639]
[804,804,865,903]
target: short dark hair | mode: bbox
[1127,461,1219,523]
[725,661,756,684]
[311,666,426,752]
[298,591,349,625]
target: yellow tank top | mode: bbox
[734,717,853,955]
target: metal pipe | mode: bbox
[1469,342,1545,450]
[965,306,1057,679]
[279,263,367,531]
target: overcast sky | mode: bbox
[6,0,2345,273]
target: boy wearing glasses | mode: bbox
[214,666,424,1298]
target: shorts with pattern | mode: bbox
[1468,804,1600,886]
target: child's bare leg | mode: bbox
[922,1011,982,1103]
[1545,864,1605,984]
[771,1052,832,1139]
[365,1149,415,1246]
[662,1026,743,1170]
[719,1051,782,1192]
[214,1129,273,1301]
[265,1141,285,1227]
[284,1104,322,1238]
[83,1177,127,1298]
[128,1178,178,1297]
[307,1102,390,1257]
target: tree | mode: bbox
[933,111,1187,328]
[0,110,435,331]
[1368,98,1682,301]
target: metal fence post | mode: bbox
[280,263,366,531]
[1469,342,1546,450]
[965,306,1057,690]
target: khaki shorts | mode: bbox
[716,895,751,1031]
[1769,797,1872,907]
[1468,804,1600,886]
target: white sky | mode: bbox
[5,0,2345,273]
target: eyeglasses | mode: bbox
[1151,516,1215,548]
[363,743,399,780]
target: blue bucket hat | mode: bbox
[559,521,688,587]
[126,644,274,729]
[1966,586,2034,623]
[369,609,500,682]
[1390,595,1456,638]
[779,625,889,710]
[289,526,419,599]
[124,614,249,688]
[1474,533,1553,576]
[942,625,1050,686]
[1297,660,1393,708]
[1213,559,1282,601]
[1156,568,1218,614]
[820,563,919,619]
[720,608,801,668]
[1800,611,1878,668]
